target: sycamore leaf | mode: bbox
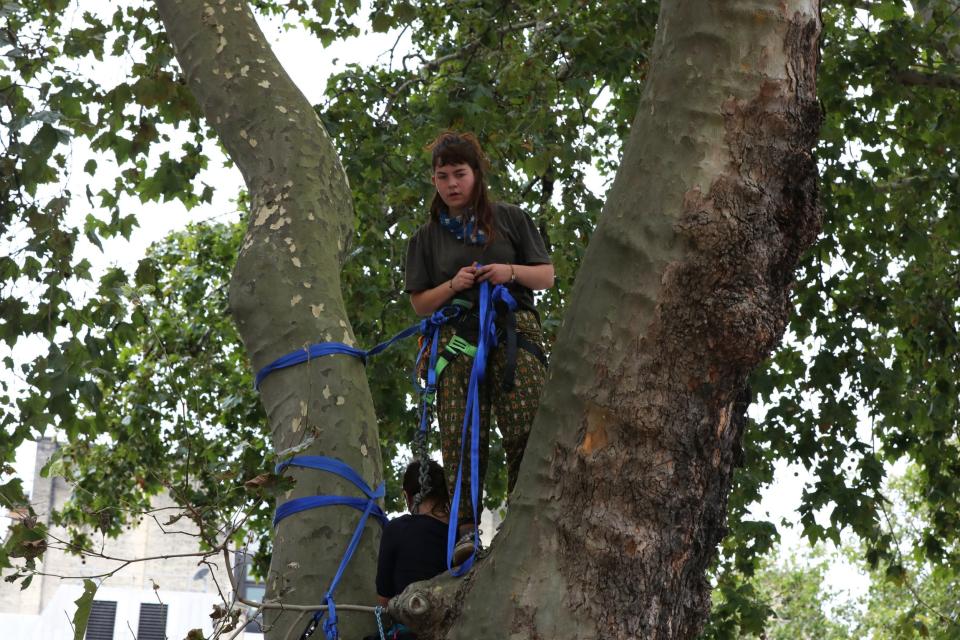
[72,579,98,640]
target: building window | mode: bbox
[137,602,169,640]
[85,600,117,640]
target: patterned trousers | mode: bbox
[435,310,547,526]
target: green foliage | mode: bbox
[0,2,212,551]
[703,546,859,640]
[849,469,960,639]
[752,0,960,581]
[2,1,960,636]
[707,470,960,640]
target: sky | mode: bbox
[3,0,875,605]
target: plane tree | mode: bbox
[2,0,958,638]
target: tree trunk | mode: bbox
[154,2,383,639]
[395,1,822,638]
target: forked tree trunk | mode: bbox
[395,1,822,638]
[155,2,383,639]
[156,0,822,638]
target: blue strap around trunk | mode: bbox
[254,307,462,390]
[273,456,386,640]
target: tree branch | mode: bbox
[875,171,959,190]
[387,572,468,635]
[895,68,960,90]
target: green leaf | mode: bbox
[40,447,67,480]
[72,579,98,640]
[370,10,393,33]
[0,478,26,509]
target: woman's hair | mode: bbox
[426,131,496,241]
[403,459,449,516]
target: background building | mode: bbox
[0,438,263,640]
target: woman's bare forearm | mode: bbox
[410,281,457,316]
[514,263,555,290]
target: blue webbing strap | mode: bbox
[415,314,444,436]
[273,456,389,528]
[274,456,386,640]
[446,281,517,576]
[255,307,462,390]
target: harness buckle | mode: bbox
[446,334,478,357]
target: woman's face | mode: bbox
[432,162,476,214]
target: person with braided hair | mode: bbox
[404,131,554,566]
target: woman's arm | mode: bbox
[475,262,555,290]
[410,282,457,316]
[513,263,554,290]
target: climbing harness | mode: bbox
[430,303,548,391]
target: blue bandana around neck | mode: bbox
[438,209,487,245]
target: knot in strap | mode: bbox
[490,283,518,312]
[322,595,338,640]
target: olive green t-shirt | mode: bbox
[404,203,551,313]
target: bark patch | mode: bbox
[578,403,614,455]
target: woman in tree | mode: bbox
[404,131,554,564]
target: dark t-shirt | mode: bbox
[375,514,449,598]
[404,203,551,313]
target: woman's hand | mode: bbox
[475,263,513,285]
[451,264,478,292]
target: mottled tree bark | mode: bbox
[154,2,382,639]
[395,1,822,639]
